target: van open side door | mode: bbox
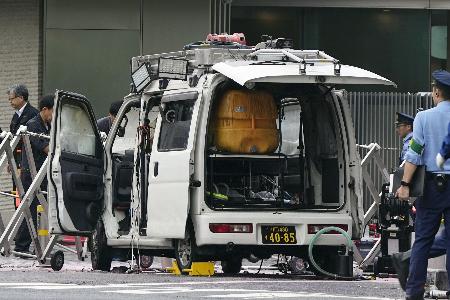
[48,91,104,236]
[146,90,201,239]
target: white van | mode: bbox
[47,48,394,273]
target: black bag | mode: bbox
[392,165,425,197]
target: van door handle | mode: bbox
[153,162,159,177]
[190,179,201,188]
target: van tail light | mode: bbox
[307,224,348,234]
[209,223,253,233]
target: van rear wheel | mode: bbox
[175,225,199,272]
[221,257,242,274]
[91,220,112,271]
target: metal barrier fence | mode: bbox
[348,92,433,212]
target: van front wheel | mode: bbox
[91,220,112,271]
[175,225,199,272]
[221,257,242,274]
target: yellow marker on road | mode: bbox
[182,262,215,276]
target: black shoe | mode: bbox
[391,252,410,291]
[13,249,33,258]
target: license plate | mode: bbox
[261,225,297,244]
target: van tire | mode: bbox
[91,220,112,272]
[139,255,154,269]
[175,223,199,272]
[221,257,242,274]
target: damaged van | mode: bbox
[47,47,395,273]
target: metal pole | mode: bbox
[219,0,222,33]
[228,2,231,34]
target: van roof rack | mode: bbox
[131,48,341,77]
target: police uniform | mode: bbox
[440,122,450,160]
[14,114,50,253]
[396,112,414,165]
[403,70,450,298]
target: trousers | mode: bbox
[14,174,46,252]
[406,176,450,296]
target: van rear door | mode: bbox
[332,90,365,238]
[212,61,395,87]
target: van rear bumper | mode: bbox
[193,212,352,247]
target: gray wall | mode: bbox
[43,0,141,117]
[143,0,210,54]
[44,0,210,117]
[0,0,42,216]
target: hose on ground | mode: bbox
[307,226,355,280]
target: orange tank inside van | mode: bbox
[213,89,279,154]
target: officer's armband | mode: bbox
[409,138,424,155]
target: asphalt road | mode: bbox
[0,255,405,300]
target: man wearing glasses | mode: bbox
[6,84,39,203]
[7,84,39,137]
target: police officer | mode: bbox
[392,124,450,292]
[396,112,414,165]
[396,70,450,299]
[14,95,53,255]
[436,122,450,168]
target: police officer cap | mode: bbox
[395,112,414,125]
[432,70,450,87]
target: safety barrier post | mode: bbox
[0,130,87,269]
[355,143,391,269]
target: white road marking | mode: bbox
[0,280,400,300]
[103,288,397,300]
[104,288,271,295]
[0,279,398,289]
[204,292,397,300]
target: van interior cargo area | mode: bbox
[206,84,342,210]
[206,154,300,208]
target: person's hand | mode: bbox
[396,186,410,201]
[436,153,445,169]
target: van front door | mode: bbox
[146,91,200,239]
[48,91,104,236]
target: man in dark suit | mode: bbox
[6,84,39,194]
[7,84,39,254]
[8,84,39,136]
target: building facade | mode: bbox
[0,0,449,218]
